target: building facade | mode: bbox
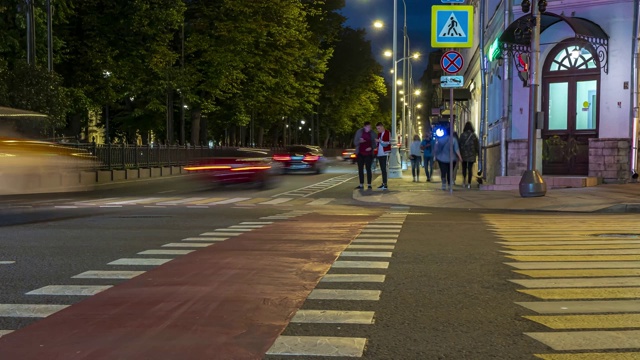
[451,0,639,183]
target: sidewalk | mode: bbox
[353,172,640,213]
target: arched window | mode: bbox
[549,45,597,72]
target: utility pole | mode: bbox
[180,23,185,145]
[519,0,547,197]
[46,0,52,72]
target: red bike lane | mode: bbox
[0,214,372,360]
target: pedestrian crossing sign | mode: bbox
[431,5,473,48]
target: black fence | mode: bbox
[67,144,285,171]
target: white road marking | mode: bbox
[291,310,375,324]
[505,261,640,270]
[206,197,251,205]
[352,239,397,244]
[108,258,172,266]
[0,261,15,265]
[307,198,334,206]
[365,225,403,228]
[516,300,640,314]
[72,270,144,279]
[100,205,122,208]
[0,330,13,338]
[321,274,386,283]
[156,197,207,205]
[340,251,393,258]
[74,197,120,205]
[497,240,640,246]
[26,285,112,296]
[260,198,294,205]
[230,225,264,229]
[525,330,640,351]
[332,261,389,269]
[144,206,166,208]
[138,249,194,256]
[502,249,640,256]
[0,304,68,317]
[158,190,176,194]
[308,289,381,301]
[162,243,212,248]
[272,174,357,198]
[510,277,640,288]
[54,206,78,209]
[200,232,242,237]
[356,234,399,238]
[187,206,209,209]
[183,237,228,242]
[266,336,366,357]
[106,197,161,205]
[211,228,252,232]
[241,222,273,225]
[348,245,395,250]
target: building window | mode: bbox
[549,46,597,71]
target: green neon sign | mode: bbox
[488,38,501,62]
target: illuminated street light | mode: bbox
[384,50,393,58]
[301,120,306,125]
[390,69,395,74]
[399,90,404,95]
[417,103,423,109]
[414,89,422,96]
[397,79,403,86]
[373,20,384,29]
[412,52,421,59]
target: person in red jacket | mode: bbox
[375,122,391,190]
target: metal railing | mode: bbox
[66,144,285,171]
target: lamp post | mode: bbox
[389,0,401,178]
[519,0,547,197]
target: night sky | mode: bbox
[341,0,441,82]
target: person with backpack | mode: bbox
[353,121,377,190]
[459,121,480,189]
[420,130,435,182]
[375,122,391,190]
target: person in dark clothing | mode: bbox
[459,122,480,189]
[435,129,462,191]
[353,121,376,190]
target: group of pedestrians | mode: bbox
[354,120,479,192]
[354,121,390,190]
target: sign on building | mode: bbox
[431,5,474,48]
[440,76,464,88]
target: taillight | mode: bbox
[303,154,319,162]
[342,151,348,155]
[350,154,356,158]
[272,154,291,162]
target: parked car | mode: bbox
[272,145,328,174]
[341,148,356,163]
[184,147,280,189]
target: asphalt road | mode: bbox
[1,160,639,359]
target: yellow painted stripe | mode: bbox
[236,198,270,205]
[519,287,640,300]
[535,352,640,360]
[507,255,640,262]
[190,197,225,205]
[525,314,640,329]
[515,269,640,278]
[506,244,640,250]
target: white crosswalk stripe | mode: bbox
[485,214,640,358]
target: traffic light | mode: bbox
[538,0,547,12]
[521,0,531,13]
[518,53,529,87]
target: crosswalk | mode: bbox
[2,196,340,209]
[484,214,640,359]
[272,174,357,198]
[266,207,409,358]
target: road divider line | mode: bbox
[320,274,386,283]
[0,304,69,318]
[0,261,15,265]
[26,285,112,296]
[72,270,145,279]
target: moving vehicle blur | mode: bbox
[341,148,356,163]
[0,137,96,195]
[272,145,328,174]
[184,147,280,189]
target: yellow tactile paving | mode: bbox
[519,287,640,300]
[524,314,640,330]
[506,244,640,250]
[535,353,640,360]
[514,269,640,278]
[507,255,640,262]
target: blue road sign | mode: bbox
[431,5,473,48]
[440,75,464,88]
[440,50,464,74]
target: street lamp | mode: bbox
[414,89,422,96]
[373,20,384,29]
[384,50,393,58]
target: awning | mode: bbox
[0,106,47,118]
[499,13,608,46]
[442,89,471,101]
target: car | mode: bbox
[341,148,356,163]
[184,147,280,189]
[272,145,328,174]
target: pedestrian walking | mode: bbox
[421,130,435,182]
[409,134,422,182]
[375,122,391,190]
[435,128,462,191]
[353,121,376,190]
[459,121,480,189]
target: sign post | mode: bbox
[440,50,464,195]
